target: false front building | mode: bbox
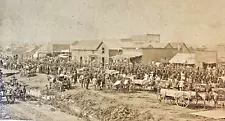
[71,40,109,66]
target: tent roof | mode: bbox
[169,53,195,64]
[37,42,52,53]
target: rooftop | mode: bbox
[150,43,170,48]
[71,40,102,50]
[103,40,122,50]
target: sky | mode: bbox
[0,0,225,46]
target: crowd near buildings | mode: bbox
[0,33,225,69]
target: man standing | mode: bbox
[72,70,78,84]
[0,69,3,87]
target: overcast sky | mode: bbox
[0,0,225,46]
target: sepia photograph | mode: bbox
[0,0,225,121]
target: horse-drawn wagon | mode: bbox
[158,88,196,107]
[158,83,222,108]
[49,74,72,91]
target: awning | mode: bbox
[58,54,69,58]
[61,49,70,52]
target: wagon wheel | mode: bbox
[6,94,15,104]
[176,95,190,108]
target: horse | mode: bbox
[92,77,98,89]
[105,78,114,90]
[121,78,132,93]
[113,79,123,92]
[113,77,132,93]
[195,90,219,108]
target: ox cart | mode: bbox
[158,88,197,108]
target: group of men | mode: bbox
[1,56,225,92]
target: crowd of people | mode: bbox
[1,56,225,92]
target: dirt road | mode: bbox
[1,68,84,121]
[5,101,84,121]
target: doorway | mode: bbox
[102,57,105,67]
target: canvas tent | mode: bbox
[169,53,195,64]
[33,42,52,58]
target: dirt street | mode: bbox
[1,68,225,121]
[1,68,84,121]
[5,101,84,121]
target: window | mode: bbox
[102,47,105,54]
[102,57,105,66]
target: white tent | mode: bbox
[169,53,195,64]
[33,42,52,58]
